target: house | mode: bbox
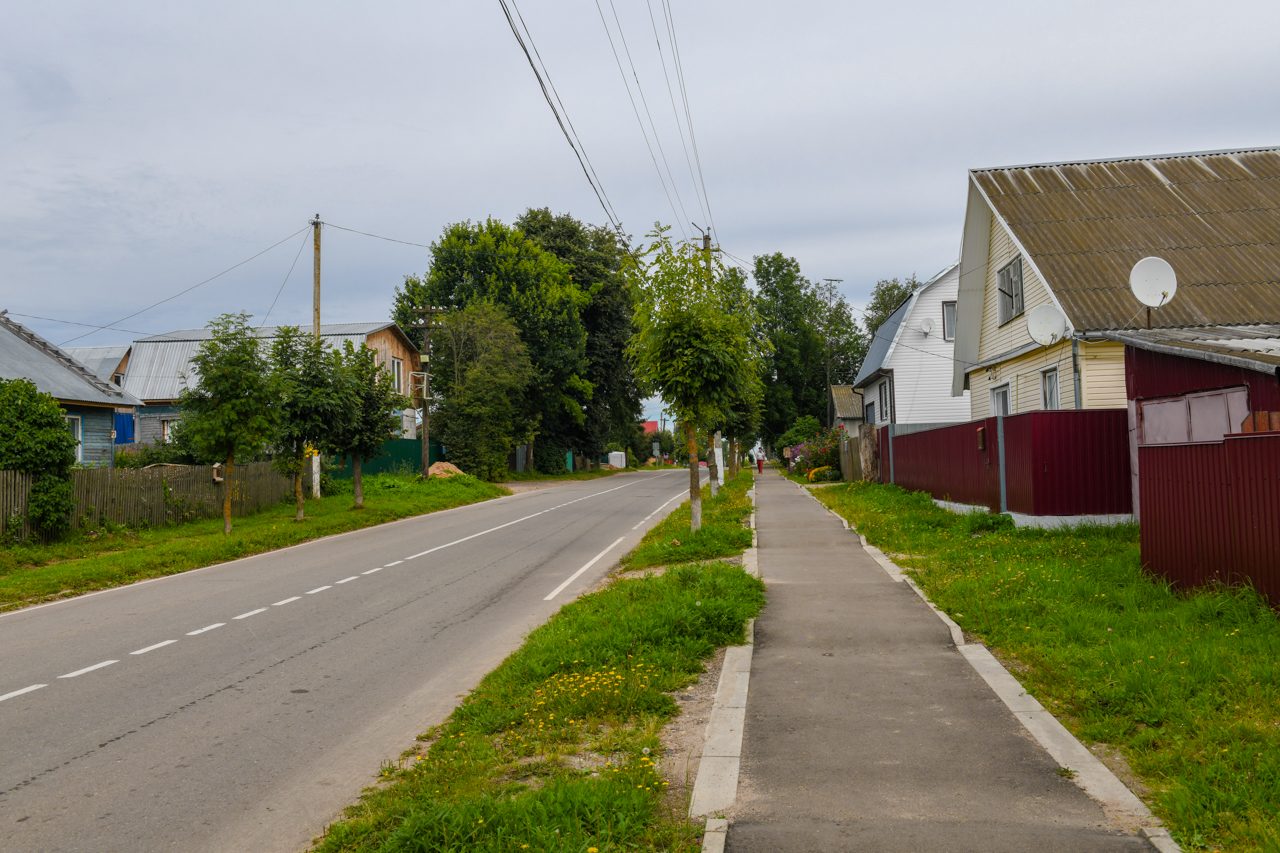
[121,322,421,444]
[854,261,970,427]
[828,385,863,432]
[0,312,142,466]
[66,345,136,444]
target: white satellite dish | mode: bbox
[1026,304,1067,347]
[1129,256,1177,308]
[920,317,935,336]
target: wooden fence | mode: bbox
[0,462,295,541]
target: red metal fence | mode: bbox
[1140,431,1280,603]
[889,419,999,511]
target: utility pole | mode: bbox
[310,214,322,497]
[823,278,844,429]
[409,305,445,478]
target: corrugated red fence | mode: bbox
[1140,431,1280,603]
[888,419,999,511]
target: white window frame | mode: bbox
[161,419,176,443]
[997,257,1025,326]
[942,301,957,341]
[1041,367,1060,410]
[64,415,83,462]
[878,381,888,420]
[392,357,404,394]
[991,383,1012,417]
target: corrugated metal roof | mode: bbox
[972,147,1280,331]
[65,345,131,383]
[139,322,399,342]
[830,385,863,419]
[1099,324,1280,372]
[0,313,142,407]
[853,297,912,389]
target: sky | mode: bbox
[4,0,1280,421]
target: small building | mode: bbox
[66,345,136,444]
[0,312,141,466]
[854,261,970,426]
[122,322,421,444]
[828,385,863,432]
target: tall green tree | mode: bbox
[393,218,590,473]
[432,302,534,481]
[328,341,409,508]
[0,378,78,537]
[862,274,924,337]
[180,313,278,534]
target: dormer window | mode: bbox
[997,257,1025,326]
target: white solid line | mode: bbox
[384,560,403,566]
[362,568,383,574]
[130,640,176,655]
[305,586,331,594]
[335,576,358,584]
[544,535,628,601]
[58,660,118,679]
[0,684,47,703]
[233,608,268,620]
[186,623,225,636]
[632,489,687,530]
[273,596,301,606]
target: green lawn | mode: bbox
[313,468,764,853]
[503,466,638,483]
[620,470,754,570]
[811,481,1280,853]
[0,473,507,613]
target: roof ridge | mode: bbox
[972,145,1280,174]
[0,311,128,399]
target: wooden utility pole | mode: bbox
[409,305,445,477]
[310,214,322,497]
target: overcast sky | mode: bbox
[5,0,1280,387]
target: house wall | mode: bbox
[1125,346,1280,409]
[365,328,421,397]
[976,217,1057,362]
[969,340,1078,418]
[1081,341,1127,408]
[135,404,183,446]
[63,404,116,467]
[888,273,970,424]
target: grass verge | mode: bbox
[812,481,1280,853]
[0,473,507,613]
[313,561,765,853]
[620,470,754,570]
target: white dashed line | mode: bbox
[187,623,225,636]
[335,576,359,584]
[384,561,403,567]
[0,684,47,703]
[273,596,301,606]
[306,586,331,595]
[130,640,176,655]
[544,535,628,601]
[362,568,383,575]
[233,608,268,620]
[58,660,118,679]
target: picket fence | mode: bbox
[0,462,295,541]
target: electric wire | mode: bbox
[662,0,717,244]
[644,0,708,227]
[59,226,311,346]
[259,229,312,328]
[7,313,153,338]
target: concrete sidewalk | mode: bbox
[725,469,1150,852]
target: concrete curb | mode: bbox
[793,484,1180,852]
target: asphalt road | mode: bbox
[0,469,694,853]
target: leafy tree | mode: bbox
[271,327,353,520]
[328,340,409,508]
[432,302,533,481]
[862,274,924,337]
[777,415,822,450]
[180,313,278,534]
[0,378,78,537]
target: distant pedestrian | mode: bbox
[757,452,764,474]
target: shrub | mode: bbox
[0,378,78,537]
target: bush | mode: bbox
[0,378,78,537]
[789,425,846,477]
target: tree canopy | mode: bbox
[0,378,78,536]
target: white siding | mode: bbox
[886,266,970,424]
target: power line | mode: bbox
[7,312,153,337]
[496,0,622,233]
[59,226,311,346]
[662,0,718,244]
[259,229,312,328]
[644,0,708,228]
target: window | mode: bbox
[391,358,404,394]
[942,301,957,341]
[864,402,875,426]
[997,257,1025,325]
[991,384,1011,417]
[1041,368,1059,410]
[64,415,82,462]
[878,381,888,420]
[161,419,176,443]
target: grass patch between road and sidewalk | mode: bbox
[619,469,754,571]
[811,481,1280,853]
[0,473,507,613]
[502,465,670,483]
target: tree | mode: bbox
[271,327,352,520]
[0,378,78,537]
[432,302,534,481]
[180,313,278,534]
[628,226,762,532]
[862,274,924,337]
[328,341,410,508]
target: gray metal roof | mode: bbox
[123,322,405,403]
[830,385,863,419]
[853,296,912,389]
[0,312,142,407]
[1098,324,1280,373]
[65,345,131,383]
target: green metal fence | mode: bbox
[331,439,444,479]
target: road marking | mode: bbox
[0,684,47,703]
[632,489,688,530]
[58,660,118,679]
[385,560,403,566]
[306,586,331,594]
[233,608,268,620]
[273,596,301,606]
[130,640,176,655]
[187,623,225,635]
[362,568,383,575]
[336,576,359,584]
[544,535,628,601]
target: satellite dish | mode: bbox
[920,317,935,336]
[1129,257,1177,308]
[1027,304,1068,347]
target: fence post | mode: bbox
[996,415,1008,514]
[888,424,896,485]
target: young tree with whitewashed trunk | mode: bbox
[328,341,410,509]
